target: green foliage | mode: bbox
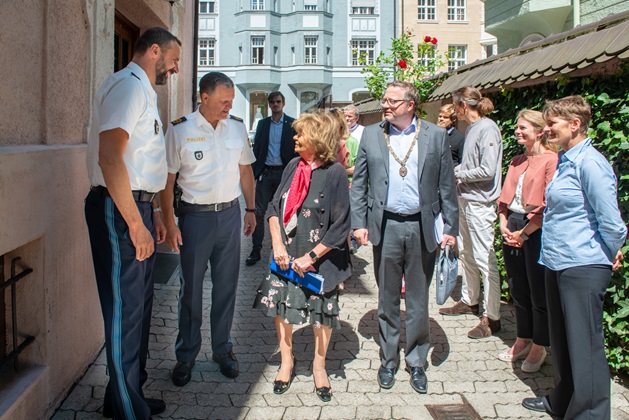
[359,31,445,111]
[485,69,629,374]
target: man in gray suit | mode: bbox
[350,81,459,394]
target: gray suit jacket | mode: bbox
[350,120,459,252]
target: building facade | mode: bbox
[399,0,497,73]
[197,0,396,131]
[0,1,194,419]
[485,0,629,52]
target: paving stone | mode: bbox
[282,406,322,419]
[319,405,358,419]
[51,222,629,419]
[244,406,285,419]
[356,404,392,419]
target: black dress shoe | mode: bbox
[172,361,195,387]
[522,397,548,413]
[315,384,332,402]
[273,358,296,395]
[406,366,428,394]
[103,397,166,418]
[213,351,239,378]
[246,250,261,266]
[377,366,397,389]
[314,374,332,402]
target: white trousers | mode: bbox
[457,196,501,320]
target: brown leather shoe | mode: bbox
[438,300,479,316]
[468,316,501,339]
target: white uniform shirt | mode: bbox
[86,62,167,192]
[349,123,365,144]
[165,110,256,205]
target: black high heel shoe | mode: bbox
[314,374,332,402]
[273,357,296,395]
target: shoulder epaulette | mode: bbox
[229,115,244,123]
[171,116,188,125]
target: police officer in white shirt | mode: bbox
[85,27,180,420]
[160,72,256,387]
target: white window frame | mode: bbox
[448,45,467,71]
[199,38,216,66]
[304,36,318,64]
[447,0,466,21]
[252,0,265,10]
[352,7,375,14]
[351,39,376,66]
[251,36,265,64]
[417,0,436,21]
[199,0,215,13]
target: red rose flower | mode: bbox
[398,59,408,69]
[431,37,438,45]
[424,35,432,43]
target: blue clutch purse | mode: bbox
[270,260,325,294]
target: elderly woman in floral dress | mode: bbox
[253,111,351,403]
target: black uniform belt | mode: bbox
[90,185,156,203]
[264,165,283,170]
[180,198,239,213]
[384,210,421,222]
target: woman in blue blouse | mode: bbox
[522,96,626,419]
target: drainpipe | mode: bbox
[192,0,200,109]
[573,0,580,27]
[400,0,404,36]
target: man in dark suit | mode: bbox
[350,81,459,394]
[437,103,465,166]
[246,92,297,265]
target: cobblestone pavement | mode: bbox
[54,222,629,419]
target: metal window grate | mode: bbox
[0,255,35,373]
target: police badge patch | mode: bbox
[195,151,203,160]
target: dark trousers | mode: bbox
[372,212,436,369]
[252,167,283,251]
[176,204,241,361]
[502,212,549,345]
[85,191,155,420]
[545,265,611,419]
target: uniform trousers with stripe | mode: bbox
[175,204,241,362]
[85,190,155,420]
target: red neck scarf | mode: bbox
[283,159,312,226]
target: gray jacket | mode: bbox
[350,120,459,251]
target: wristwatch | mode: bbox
[308,250,319,263]
[520,232,529,241]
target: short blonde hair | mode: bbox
[542,95,591,136]
[292,112,339,164]
[330,108,350,140]
[439,104,457,124]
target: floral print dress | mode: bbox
[253,168,341,329]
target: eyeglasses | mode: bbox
[380,98,407,106]
[269,100,283,104]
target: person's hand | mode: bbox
[612,250,624,271]
[166,224,183,253]
[508,230,527,248]
[273,243,290,271]
[129,223,154,261]
[292,254,316,278]
[154,212,167,244]
[243,211,256,237]
[441,234,456,250]
[354,228,369,246]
